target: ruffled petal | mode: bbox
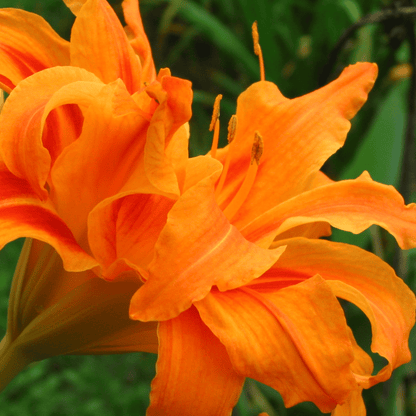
[144,71,193,195]
[129,169,285,322]
[88,192,175,278]
[50,79,150,241]
[147,306,244,416]
[0,165,96,272]
[241,172,416,249]
[195,276,357,412]
[0,9,69,92]
[0,66,102,200]
[88,155,219,280]
[272,237,415,387]
[122,0,156,83]
[216,63,377,222]
[70,0,142,93]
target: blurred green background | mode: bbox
[0,0,416,415]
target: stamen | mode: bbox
[215,115,238,198]
[210,94,222,158]
[252,22,265,81]
[251,131,263,165]
[223,131,264,221]
[227,114,237,144]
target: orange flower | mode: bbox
[0,0,191,389]
[111,56,415,415]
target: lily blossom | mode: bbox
[113,35,415,416]
[0,1,414,415]
[0,0,191,389]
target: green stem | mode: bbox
[0,335,32,393]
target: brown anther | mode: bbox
[251,131,264,165]
[209,94,223,131]
[252,21,265,81]
[252,22,260,56]
[227,115,238,144]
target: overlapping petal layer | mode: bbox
[240,172,416,249]
[122,0,156,83]
[130,170,285,322]
[271,237,415,386]
[0,8,69,92]
[215,63,378,221]
[0,164,96,272]
[146,306,244,416]
[195,276,357,412]
[0,66,102,199]
[69,0,142,93]
[88,193,175,277]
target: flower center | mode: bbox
[208,21,266,221]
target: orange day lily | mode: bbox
[0,0,192,389]
[0,2,415,416]
[93,31,416,416]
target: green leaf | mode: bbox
[340,79,408,186]
[173,1,258,78]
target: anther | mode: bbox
[251,131,263,165]
[222,131,264,221]
[210,94,223,158]
[209,94,222,131]
[227,115,238,144]
[252,22,265,81]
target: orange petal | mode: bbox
[272,237,415,387]
[144,73,193,195]
[0,66,102,200]
[0,9,69,92]
[49,79,150,241]
[195,275,357,412]
[146,306,244,416]
[89,155,223,279]
[331,389,366,416]
[241,172,416,249]
[216,63,377,222]
[70,0,142,93]
[63,0,86,15]
[129,170,285,322]
[122,0,156,83]
[0,165,96,272]
[88,192,175,278]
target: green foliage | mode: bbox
[1,0,415,415]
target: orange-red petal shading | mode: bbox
[241,172,416,249]
[216,63,377,222]
[146,306,244,416]
[0,165,96,272]
[49,79,150,240]
[144,73,193,196]
[272,237,415,387]
[88,192,175,277]
[122,0,156,83]
[195,276,356,412]
[0,9,69,93]
[130,174,285,322]
[0,66,102,200]
[70,0,142,93]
